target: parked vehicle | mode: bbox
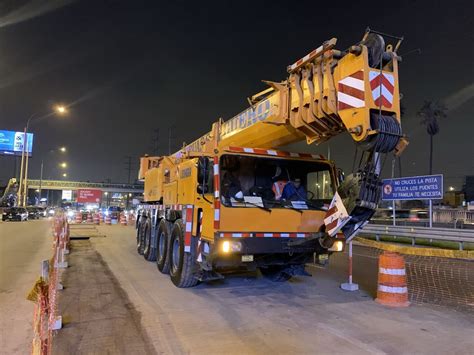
[26,206,41,219]
[134,29,407,287]
[2,207,29,221]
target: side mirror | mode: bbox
[197,157,210,185]
[337,168,345,184]
[197,184,209,194]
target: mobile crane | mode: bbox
[136,29,407,287]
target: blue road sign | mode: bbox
[382,174,443,201]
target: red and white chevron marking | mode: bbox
[227,147,324,160]
[219,232,310,238]
[213,156,221,229]
[323,192,350,236]
[182,205,194,252]
[287,45,324,72]
[369,70,395,108]
[337,70,365,110]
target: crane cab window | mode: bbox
[220,154,335,210]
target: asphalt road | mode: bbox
[0,219,53,354]
[61,224,474,354]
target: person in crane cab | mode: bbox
[271,166,288,200]
[281,177,306,201]
[221,170,244,202]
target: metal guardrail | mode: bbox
[434,209,474,224]
[361,224,474,251]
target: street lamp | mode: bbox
[62,173,68,178]
[60,162,68,168]
[18,104,68,206]
[56,105,67,114]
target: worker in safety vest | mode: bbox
[271,166,287,200]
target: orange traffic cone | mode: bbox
[375,251,410,307]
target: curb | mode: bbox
[355,237,474,260]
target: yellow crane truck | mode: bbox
[136,29,407,287]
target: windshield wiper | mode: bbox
[262,199,303,214]
[241,200,272,213]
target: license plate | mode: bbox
[241,255,254,262]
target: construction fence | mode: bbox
[28,211,69,355]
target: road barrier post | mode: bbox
[341,241,359,291]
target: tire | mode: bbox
[143,219,157,262]
[260,265,292,282]
[156,219,171,274]
[136,215,145,255]
[168,219,198,288]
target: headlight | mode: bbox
[221,240,242,253]
[67,211,74,217]
[329,240,344,252]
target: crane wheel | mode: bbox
[143,219,157,262]
[260,266,292,282]
[169,219,199,288]
[136,215,146,255]
[156,219,171,274]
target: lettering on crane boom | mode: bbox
[180,99,271,155]
[221,99,271,138]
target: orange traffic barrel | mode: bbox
[120,213,127,226]
[128,213,135,226]
[75,212,82,224]
[375,251,410,307]
[93,213,100,225]
[87,213,93,223]
[105,215,111,225]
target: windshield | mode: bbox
[220,154,335,210]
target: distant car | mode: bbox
[107,206,123,220]
[26,206,41,219]
[2,207,29,221]
[36,207,46,217]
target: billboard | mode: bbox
[77,189,102,203]
[62,190,73,201]
[0,130,34,156]
[382,174,443,201]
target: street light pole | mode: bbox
[19,114,36,206]
[17,106,68,206]
[39,159,44,203]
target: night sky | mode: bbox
[0,0,472,189]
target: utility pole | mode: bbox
[168,125,176,155]
[124,156,134,210]
[124,156,133,184]
[152,128,160,155]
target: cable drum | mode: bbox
[358,114,401,153]
[372,114,401,153]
